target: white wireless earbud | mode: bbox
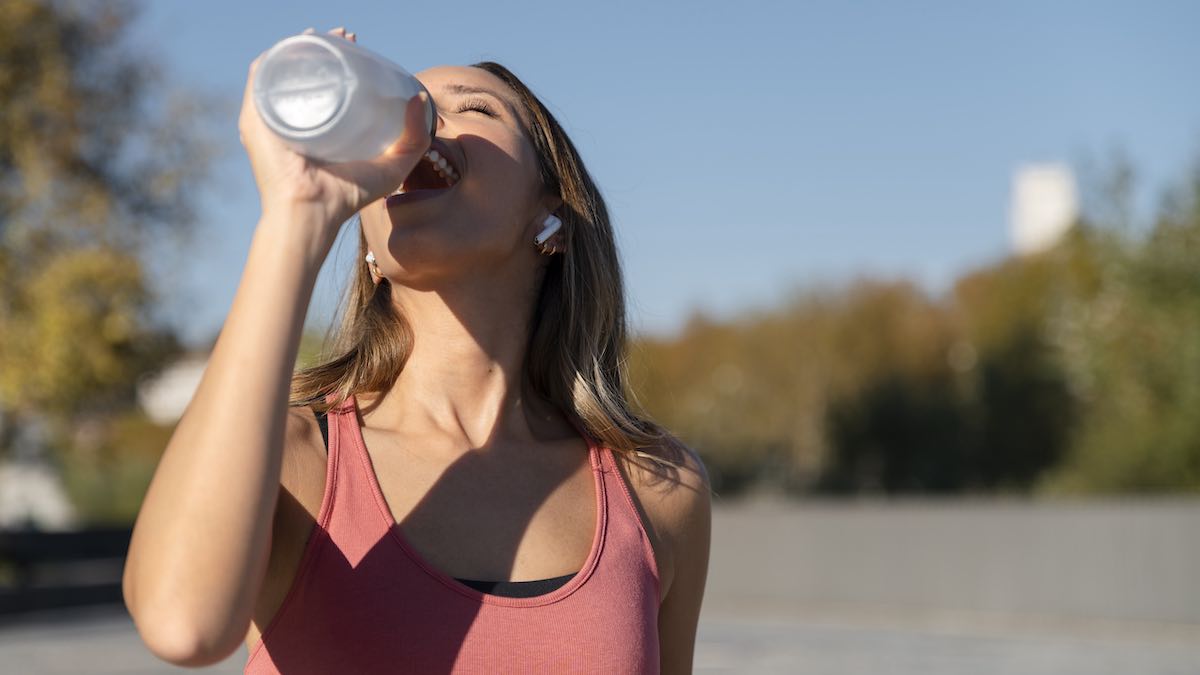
[534,214,562,245]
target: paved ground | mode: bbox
[1,603,1198,674]
[694,607,1200,674]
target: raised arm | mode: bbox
[121,27,430,666]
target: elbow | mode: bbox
[124,583,245,667]
[126,609,206,667]
[123,560,248,666]
[132,614,244,668]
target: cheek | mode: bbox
[361,211,388,248]
[468,145,540,219]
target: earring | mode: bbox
[365,250,382,282]
[534,214,562,256]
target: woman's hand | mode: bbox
[238,26,432,229]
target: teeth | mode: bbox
[426,149,459,181]
[390,148,459,196]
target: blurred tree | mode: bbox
[821,369,969,493]
[57,407,176,525]
[949,247,1083,492]
[296,329,330,370]
[814,281,973,494]
[631,279,967,496]
[1040,156,1200,493]
[0,0,223,514]
[628,147,1200,497]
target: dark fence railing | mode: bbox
[0,526,133,618]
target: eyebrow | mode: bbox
[440,83,523,123]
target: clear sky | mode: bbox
[125,0,1200,348]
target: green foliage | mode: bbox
[52,409,175,525]
[296,329,330,370]
[0,247,177,414]
[0,0,218,419]
[0,0,223,521]
[1038,164,1200,494]
[630,280,965,495]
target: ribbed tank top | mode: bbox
[244,393,662,674]
[311,406,580,598]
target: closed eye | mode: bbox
[456,96,498,117]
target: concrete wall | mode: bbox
[704,495,1200,625]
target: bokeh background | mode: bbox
[1,0,1198,673]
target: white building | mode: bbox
[0,350,213,530]
[1009,163,1079,256]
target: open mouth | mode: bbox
[387,151,458,207]
[406,156,454,190]
[390,143,461,194]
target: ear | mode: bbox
[534,195,564,235]
[544,229,566,251]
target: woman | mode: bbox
[123,26,711,674]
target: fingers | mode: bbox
[238,52,267,147]
[326,26,356,42]
[300,26,356,41]
[367,92,432,193]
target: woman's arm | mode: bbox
[656,448,713,674]
[121,210,330,666]
[122,28,430,667]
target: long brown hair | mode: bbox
[288,61,699,481]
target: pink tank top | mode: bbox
[244,393,662,674]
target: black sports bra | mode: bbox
[312,407,577,598]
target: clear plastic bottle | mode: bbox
[253,32,437,163]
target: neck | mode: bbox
[358,277,566,450]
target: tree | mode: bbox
[0,1,222,488]
[1040,154,1200,493]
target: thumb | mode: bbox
[330,91,433,209]
[388,90,434,157]
[371,90,433,193]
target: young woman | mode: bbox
[123,26,711,674]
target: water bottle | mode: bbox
[253,32,437,163]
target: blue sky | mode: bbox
[126,1,1200,348]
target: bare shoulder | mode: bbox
[612,435,712,673]
[279,404,329,516]
[284,403,323,447]
[612,436,712,597]
[625,440,711,527]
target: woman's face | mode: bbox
[360,65,562,288]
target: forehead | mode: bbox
[415,65,528,127]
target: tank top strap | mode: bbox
[316,392,394,567]
[323,391,356,415]
[565,414,663,602]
